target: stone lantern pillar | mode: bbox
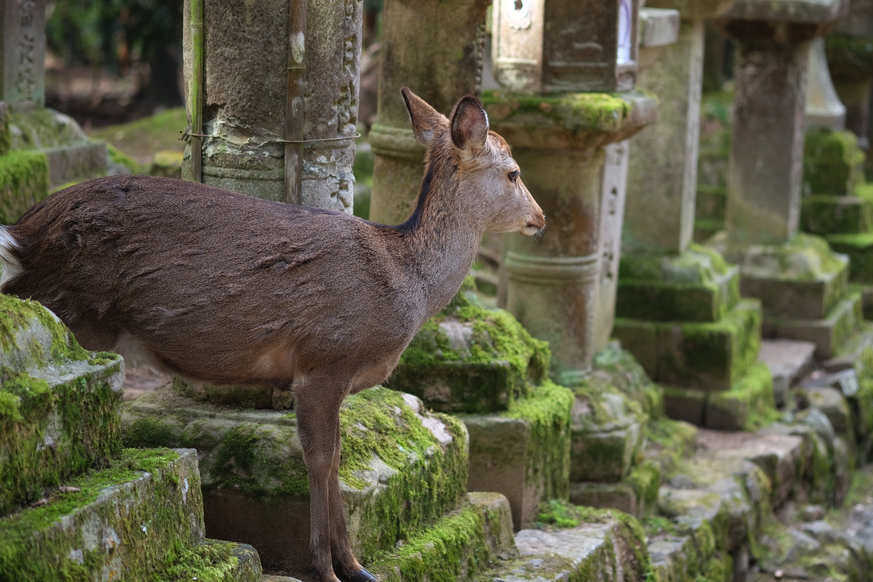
[825,0,873,151]
[487,0,658,384]
[705,0,865,363]
[614,0,778,430]
[367,0,491,225]
[181,0,362,210]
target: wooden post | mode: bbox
[190,0,204,183]
[285,0,307,206]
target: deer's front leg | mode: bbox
[297,391,343,582]
[327,413,377,582]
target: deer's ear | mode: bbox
[450,96,489,159]
[402,87,446,147]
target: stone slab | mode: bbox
[371,492,516,582]
[794,384,854,435]
[705,361,776,431]
[121,386,468,573]
[801,195,873,235]
[766,291,863,358]
[827,233,873,283]
[463,383,574,531]
[0,448,204,581]
[475,515,648,582]
[0,294,125,514]
[759,339,817,407]
[569,461,660,518]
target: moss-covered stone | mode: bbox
[0,448,204,582]
[617,245,741,323]
[390,281,550,414]
[593,341,664,420]
[569,460,660,518]
[481,89,658,150]
[370,493,516,582]
[826,231,873,283]
[463,381,573,530]
[1,294,124,515]
[149,150,184,179]
[705,362,776,432]
[803,128,866,196]
[801,195,873,235]
[158,539,262,582]
[0,103,10,157]
[708,232,849,320]
[106,143,145,175]
[121,386,468,566]
[0,149,49,224]
[569,380,649,484]
[645,418,698,475]
[768,292,864,359]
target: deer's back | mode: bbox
[5,175,424,385]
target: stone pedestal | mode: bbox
[367,0,490,225]
[1,0,46,109]
[181,0,361,209]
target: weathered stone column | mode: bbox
[488,0,657,383]
[367,0,491,225]
[825,0,873,150]
[1,0,46,109]
[182,0,362,210]
[706,0,866,363]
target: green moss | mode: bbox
[0,448,203,582]
[705,361,776,432]
[0,294,89,365]
[827,232,873,283]
[0,106,10,157]
[626,461,661,509]
[392,279,550,413]
[88,107,186,163]
[7,109,87,151]
[1,350,123,514]
[0,149,49,224]
[804,129,865,195]
[106,143,145,175]
[339,387,469,559]
[158,540,242,582]
[481,89,655,133]
[593,343,663,419]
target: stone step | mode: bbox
[161,539,264,582]
[0,294,125,515]
[121,385,469,574]
[758,339,817,407]
[764,291,864,359]
[568,460,660,518]
[473,505,649,582]
[0,448,205,581]
[369,492,516,581]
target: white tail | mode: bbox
[0,88,544,581]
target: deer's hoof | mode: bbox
[335,566,377,582]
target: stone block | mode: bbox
[827,232,873,283]
[617,245,740,323]
[663,386,706,426]
[477,509,649,582]
[655,299,762,392]
[793,385,853,436]
[463,382,574,531]
[569,382,648,484]
[121,386,468,573]
[593,341,665,420]
[44,141,108,189]
[767,292,863,358]
[801,195,873,235]
[0,448,204,581]
[758,339,816,408]
[569,461,660,518]
[0,294,124,515]
[645,418,698,476]
[803,128,865,195]
[390,286,550,414]
[161,540,265,582]
[372,492,516,582]
[612,319,660,379]
[705,362,776,432]
[0,149,49,224]
[708,232,849,320]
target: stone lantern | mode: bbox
[486,0,658,384]
[492,0,641,93]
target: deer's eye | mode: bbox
[508,171,519,183]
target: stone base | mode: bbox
[569,461,660,518]
[803,128,866,196]
[758,339,817,407]
[371,492,516,581]
[707,232,849,321]
[663,361,776,431]
[121,386,468,572]
[463,382,574,531]
[0,449,205,580]
[827,232,873,283]
[614,299,762,392]
[801,195,873,235]
[763,292,864,358]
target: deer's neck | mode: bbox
[397,170,482,319]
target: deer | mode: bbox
[0,88,544,582]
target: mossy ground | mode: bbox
[0,448,202,582]
[0,149,49,224]
[87,107,186,165]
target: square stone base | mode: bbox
[569,460,660,518]
[763,292,863,358]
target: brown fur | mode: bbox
[0,88,544,582]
